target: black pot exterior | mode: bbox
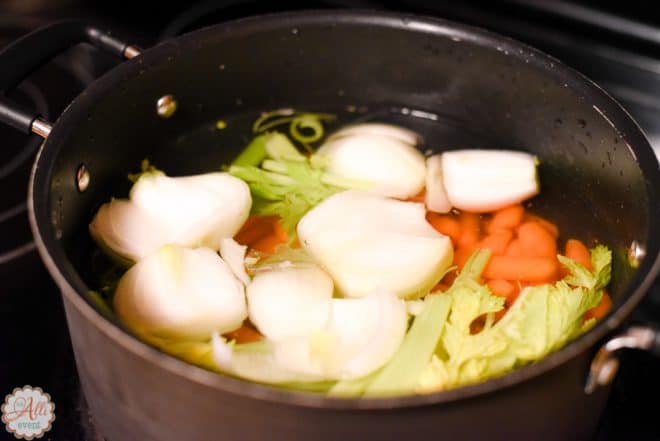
[62,288,610,441]
[26,11,660,441]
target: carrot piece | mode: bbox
[479,229,514,255]
[454,246,476,270]
[487,204,525,233]
[234,215,277,246]
[483,255,560,283]
[273,220,289,243]
[457,212,481,248]
[565,239,593,271]
[432,282,451,293]
[487,279,516,298]
[224,323,263,343]
[251,234,286,254]
[517,221,557,258]
[504,239,524,257]
[487,279,521,306]
[585,292,612,321]
[440,269,458,286]
[525,214,559,238]
[427,213,461,244]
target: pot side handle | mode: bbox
[585,325,660,394]
[0,21,140,137]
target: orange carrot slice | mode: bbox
[224,323,263,343]
[483,255,560,283]
[427,213,461,244]
[585,292,612,321]
[565,239,593,270]
[517,221,557,258]
[234,215,277,246]
[487,204,525,233]
[487,279,516,298]
[504,239,524,257]
[479,229,514,255]
[525,214,559,238]
[454,246,476,270]
[457,212,480,248]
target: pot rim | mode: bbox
[27,9,660,409]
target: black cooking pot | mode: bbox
[1,10,659,441]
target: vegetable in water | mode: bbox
[213,288,407,382]
[417,246,610,392]
[247,265,333,340]
[440,149,539,212]
[229,133,351,236]
[218,238,250,286]
[114,245,247,340]
[314,124,426,199]
[424,154,452,213]
[90,171,251,262]
[87,113,615,398]
[297,190,454,299]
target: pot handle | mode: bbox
[0,21,140,137]
[585,325,660,393]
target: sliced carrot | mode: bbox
[479,229,514,255]
[487,204,525,233]
[483,255,560,283]
[457,212,481,248]
[440,269,458,286]
[427,213,461,244]
[432,282,451,293]
[487,279,521,307]
[234,215,277,246]
[565,238,593,270]
[585,292,612,321]
[487,279,516,298]
[504,239,524,257]
[251,234,286,254]
[517,221,557,258]
[454,246,477,270]
[525,214,559,238]
[273,220,289,243]
[224,323,263,343]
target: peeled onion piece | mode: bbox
[314,124,426,199]
[219,238,250,286]
[442,149,538,212]
[212,289,407,382]
[90,171,251,262]
[297,190,453,299]
[327,122,421,146]
[247,265,333,341]
[89,199,169,266]
[114,245,247,340]
[274,290,407,379]
[130,172,251,249]
[424,154,451,213]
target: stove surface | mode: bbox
[1,1,659,440]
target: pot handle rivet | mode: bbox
[76,164,90,192]
[157,95,178,119]
[585,325,659,394]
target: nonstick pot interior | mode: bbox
[31,10,659,409]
